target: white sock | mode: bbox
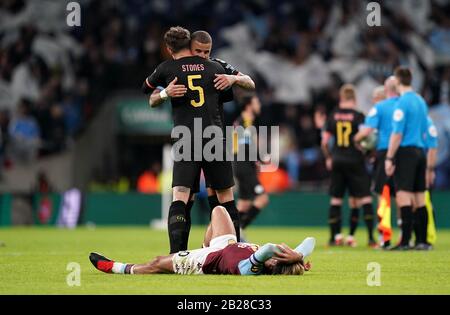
[112,262,127,274]
[295,237,316,260]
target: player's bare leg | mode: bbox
[203,206,236,247]
[89,252,174,275]
[173,186,191,203]
[131,255,175,274]
[203,223,213,248]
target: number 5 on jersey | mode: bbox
[188,75,205,107]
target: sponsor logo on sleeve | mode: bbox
[429,126,438,138]
[393,109,404,122]
[368,108,377,117]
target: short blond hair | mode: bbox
[372,86,386,102]
[273,262,305,275]
[340,84,357,102]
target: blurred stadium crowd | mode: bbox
[1,0,450,191]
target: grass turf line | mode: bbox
[0,227,449,294]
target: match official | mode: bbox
[385,67,429,250]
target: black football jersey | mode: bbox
[211,58,239,76]
[211,58,239,126]
[143,56,227,131]
[325,108,365,160]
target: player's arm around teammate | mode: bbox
[146,77,187,108]
[189,31,255,91]
[213,72,255,91]
[147,30,255,110]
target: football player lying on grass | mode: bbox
[90,206,315,276]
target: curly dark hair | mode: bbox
[164,26,191,53]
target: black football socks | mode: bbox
[414,206,428,245]
[208,195,220,216]
[349,208,360,236]
[362,203,375,242]
[240,205,261,229]
[168,200,188,253]
[400,206,413,246]
[329,205,342,243]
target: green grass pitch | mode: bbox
[1,226,449,294]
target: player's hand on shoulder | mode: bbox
[166,77,187,98]
[214,74,236,90]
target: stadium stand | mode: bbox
[1,0,449,191]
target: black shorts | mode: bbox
[190,171,214,194]
[394,147,426,193]
[329,157,371,198]
[233,161,264,200]
[373,150,396,195]
[172,159,234,191]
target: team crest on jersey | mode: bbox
[251,265,262,273]
[237,243,259,252]
[429,126,438,138]
[393,109,404,122]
